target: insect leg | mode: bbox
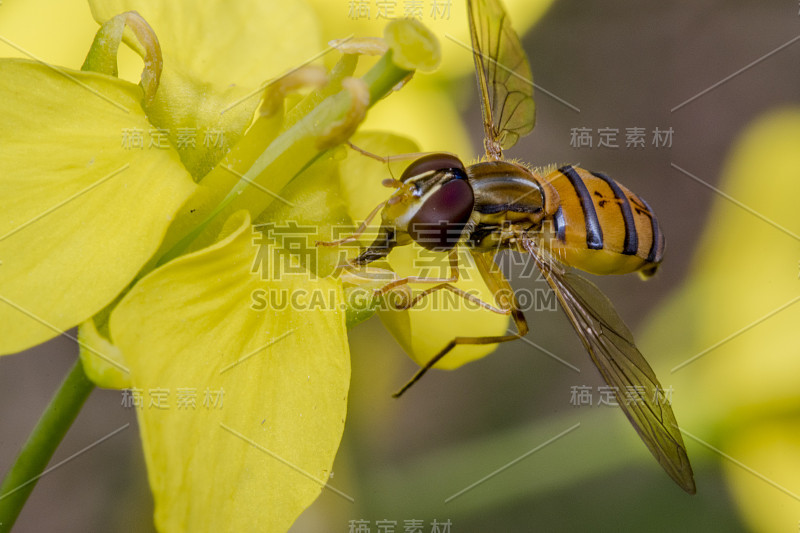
[346,142,433,164]
[397,283,511,314]
[392,250,528,397]
[374,248,460,296]
[315,199,386,247]
[393,308,527,398]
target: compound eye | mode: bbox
[400,153,465,182]
[408,176,474,250]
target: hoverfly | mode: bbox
[325,0,695,493]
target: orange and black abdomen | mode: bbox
[541,165,665,277]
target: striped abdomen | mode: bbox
[539,165,664,277]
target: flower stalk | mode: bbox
[0,360,94,531]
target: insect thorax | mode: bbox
[465,161,552,251]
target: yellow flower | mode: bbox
[640,109,800,531]
[0,1,440,531]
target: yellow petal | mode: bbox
[0,60,196,355]
[0,0,97,70]
[361,81,473,155]
[78,317,131,389]
[723,418,800,532]
[89,0,322,178]
[109,211,349,532]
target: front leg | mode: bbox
[373,248,460,296]
[392,250,529,397]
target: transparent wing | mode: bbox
[521,237,696,494]
[468,0,535,156]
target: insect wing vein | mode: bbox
[467,0,536,154]
[521,237,696,494]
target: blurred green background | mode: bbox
[2,0,799,531]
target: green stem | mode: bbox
[0,360,94,532]
[362,51,409,106]
[155,51,412,267]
